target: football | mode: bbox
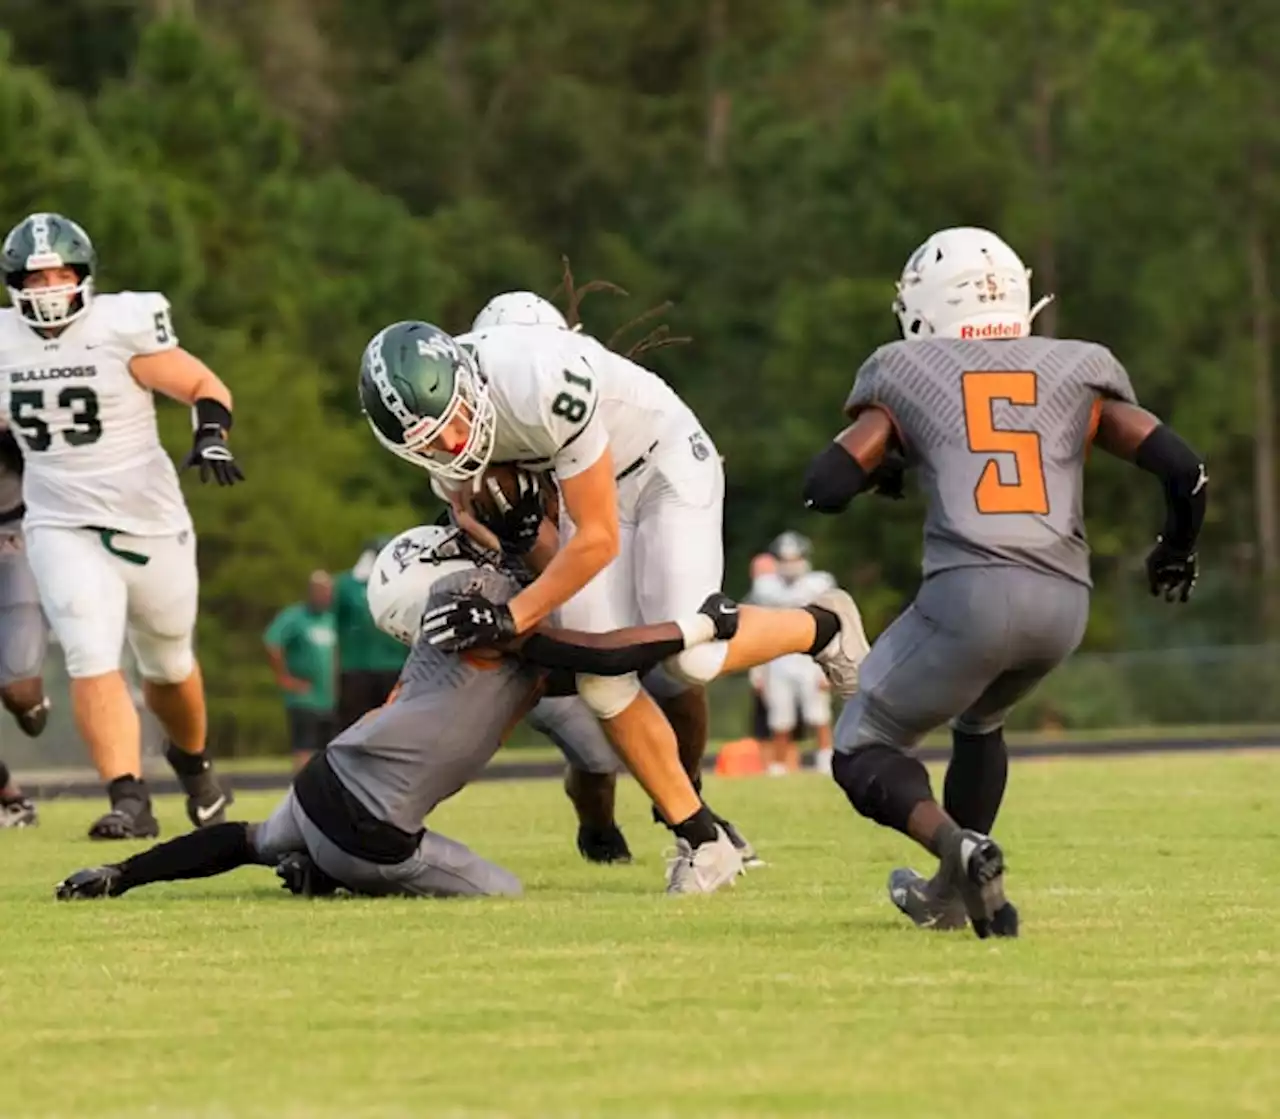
[469,463,539,528]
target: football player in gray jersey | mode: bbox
[801,227,1207,938]
[55,522,868,901]
[0,426,49,827]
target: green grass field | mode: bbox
[4,753,1279,1118]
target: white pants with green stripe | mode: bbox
[26,524,198,681]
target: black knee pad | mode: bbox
[831,744,934,833]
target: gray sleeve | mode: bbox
[843,349,886,417]
[1085,346,1139,405]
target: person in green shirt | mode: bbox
[264,572,337,771]
[334,537,408,731]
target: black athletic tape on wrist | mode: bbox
[802,442,870,513]
[1134,424,1206,551]
[193,397,233,435]
[803,606,840,655]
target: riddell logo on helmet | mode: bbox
[960,322,1023,340]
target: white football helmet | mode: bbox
[471,291,571,332]
[365,524,499,646]
[893,227,1053,341]
[769,531,812,582]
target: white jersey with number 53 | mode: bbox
[454,323,702,481]
[0,291,192,535]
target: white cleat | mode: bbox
[811,588,871,698]
[664,826,745,895]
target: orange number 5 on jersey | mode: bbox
[961,371,1049,515]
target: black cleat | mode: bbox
[16,696,50,738]
[165,743,234,829]
[887,867,968,931]
[88,797,160,841]
[0,795,38,828]
[276,852,341,897]
[56,865,124,900]
[941,830,1019,940]
[576,823,633,865]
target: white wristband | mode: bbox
[674,613,716,649]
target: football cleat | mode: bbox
[16,696,50,738]
[88,797,159,841]
[940,830,1019,939]
[164,743,235,829]
[55,865,123,900]
[713,813,765,869]
[275,853,341,898]
[887,866,968,931]
[810,588,871,698]
[576,824,633,865]
[0,796,38,828]
[664,826,744,895]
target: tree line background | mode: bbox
[1,0,1277,751]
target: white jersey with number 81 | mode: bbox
[0,291,192,536]
[453,323,701,481]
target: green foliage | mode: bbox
[1,1,1276,748]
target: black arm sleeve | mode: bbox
[519,631,686,676]
[802,442,870,513]
[1134,424,1207,551]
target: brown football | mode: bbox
[469,464,556,529]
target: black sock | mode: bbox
[803,606,840,655]
[114,822,255,895]
[107,774,148,806]
[0,759,9,790]
[652,774,706,827]
[165,741,210,777]
[944,727,1008,834]
[671,805,718,847]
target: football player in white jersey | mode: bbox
[750,532,838,776]
[359,316,865,889]
[466,292,756,864]
[0,212,242,839]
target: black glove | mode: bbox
[867,446,908,500]
[1145,536,1198,602]
[474,470,545,555]
[420,594,518,652]
[181,424,244,486]
[697,592,740,640]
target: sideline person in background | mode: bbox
[264,571,337,772]
[333,537,407,731]
[0,757,36,827]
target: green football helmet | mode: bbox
[1,212,96,329]
[358,321,497,483]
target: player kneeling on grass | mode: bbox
[56,510,867,900]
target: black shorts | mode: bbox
[287,707,335,758]
[337,669,402,732]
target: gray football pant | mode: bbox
[252,788,522,899]
[836,566,1089,752]
[0,532,48,687]
[526,695,621,774]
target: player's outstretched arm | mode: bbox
[802,407,898,513]
[1094,400,1207,602]
[421,597,733,675]
[131,348,244,486]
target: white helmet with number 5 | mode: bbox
[893,227,1053,342]
[471,291,570,332]
[366,524,499,646]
